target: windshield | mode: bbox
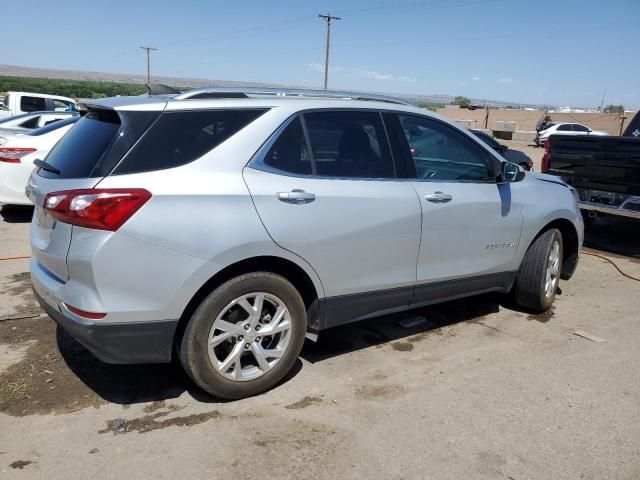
[26,116,79,136]
[0,112,34,124]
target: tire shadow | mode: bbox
[56,325,302,406]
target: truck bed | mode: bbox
[544,134,640,218]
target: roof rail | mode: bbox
[174,87,414,106]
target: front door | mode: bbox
[389,113,523,289]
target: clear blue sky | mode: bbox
[3,0,639,108]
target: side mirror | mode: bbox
[499,144,508,153]
[499,162,525,183]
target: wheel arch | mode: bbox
[174,255,322,352]
[533,218,580,280]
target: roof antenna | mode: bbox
[146,83,181,95]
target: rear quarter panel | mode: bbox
[93,125,327,322]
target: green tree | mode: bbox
[452,96,471,107]
[603,104,624,114]
[0,75,148,99]
[417,102,444,112]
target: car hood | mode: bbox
[530,171,569,188]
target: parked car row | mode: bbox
[21,87,583,399]
[0,116,79,205]
[0,92,79,205]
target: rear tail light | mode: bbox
[0,147,37,163]
[43,188,151,231]
[541,140,551,172]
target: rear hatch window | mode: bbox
[38,109,160,179]
[112,109,267,175]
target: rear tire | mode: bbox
[513,228,563,312]
[179,272,307,399]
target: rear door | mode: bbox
[28,109,159,281]
[244,110,422,322]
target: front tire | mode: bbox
[179,272,307,399]
[513,228,563,312]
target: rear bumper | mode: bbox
[579,199,640,220]
[32,282,178,364]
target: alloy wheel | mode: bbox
[545,240,561,297]
[207,292,292,381]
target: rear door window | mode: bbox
[303,110,395,178]
[113,109,267,175]
[556,124,572,131]
[572,124,589,132]
[20,96,46,112]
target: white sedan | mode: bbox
[0,117,78,205]
[535,122,607,146]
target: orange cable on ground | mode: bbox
[0,255,30,261]
[581,250,640,282]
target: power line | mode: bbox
[140,46,158,84]
[333,0,504,17]
[318,14,341,90]
[153,14,317,49]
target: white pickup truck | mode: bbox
[0,91,76,119]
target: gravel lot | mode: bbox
[1,166,639,479]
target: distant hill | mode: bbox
[0,64,547,108]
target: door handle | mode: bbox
[276,189,316,204]
[425,191,452,203]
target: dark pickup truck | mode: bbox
[541,111,640,222]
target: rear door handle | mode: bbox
[276,189,316,204]
[425,191,452,203]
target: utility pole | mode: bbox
[618,112,627,136]
[483,101,489,129]
[140,46,158,84]
[598,88,606,112]
[318,13,341,90]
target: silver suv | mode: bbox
[28,88,583,399]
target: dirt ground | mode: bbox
[1,193,639,479]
